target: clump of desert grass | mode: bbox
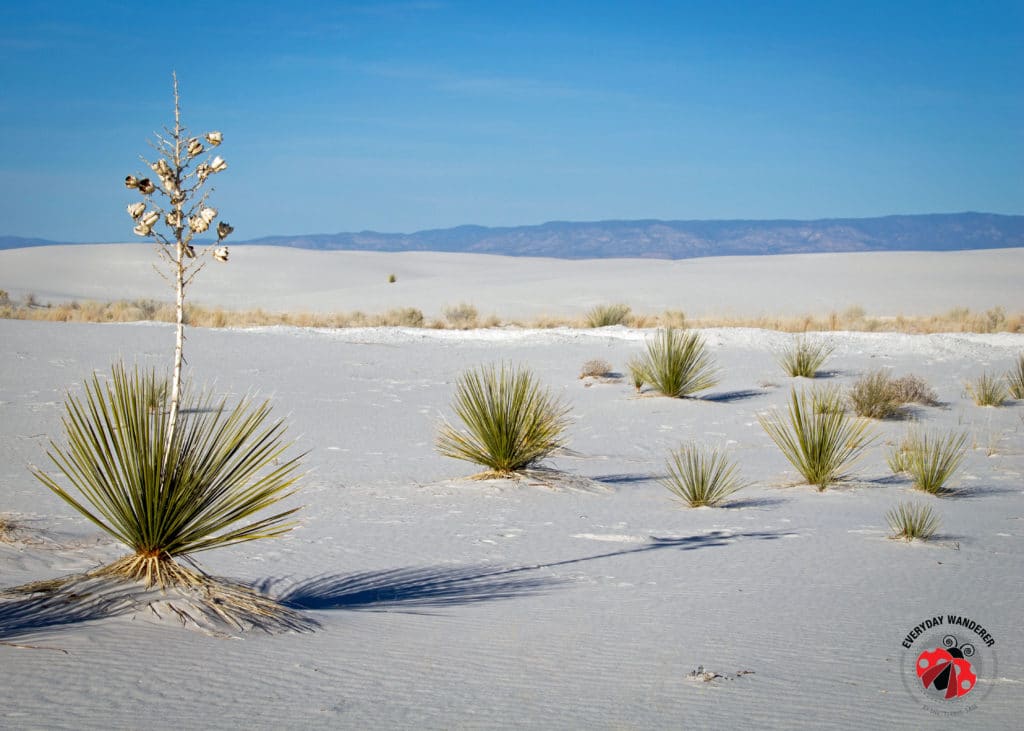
[776,335,834,378]
[758,386,875,490]
[436,363,570,479]
[849,370,903,419]
[26,364,307,630]
[585,303,632,328]
[966,372,1008,406]
[1006,354,1024,400]
[3,297,1023,334]
[579,359,614,379]
[660,443,747,507]
[443,302,479,329]
[887,501,941,542]
[848,370,939,419]
[888,428,968,495]
[632,328,719,398]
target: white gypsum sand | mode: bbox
[1,247,1022,729]
[1,244,1022,320]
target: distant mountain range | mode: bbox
[5,212,1023,259]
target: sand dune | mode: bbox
[1,246,1023,729]
[2,244,1022,319]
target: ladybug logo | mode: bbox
[916,635,977,699]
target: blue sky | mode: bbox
[1,1,1020,242]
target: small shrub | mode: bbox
[579,359,613,379]
[586,303,632,328]
[758,386,875,490]
[886,434,913,474]
[436,363,570,478]
[887,501,941,541]
[634,328,719,398]
[387,273,397,283]
[444,302,479,329]
[890,374,939,406]
[660,443,747,507]
[380,307,425,327]
[776,336,833,378]
[848,370,903,419]
[1007,354,1024,399]
[966,372,1008,406]
[897,428,968,495]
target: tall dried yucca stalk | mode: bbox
[124,72,233,467]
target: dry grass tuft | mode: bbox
[2,298,1021,334]
[1007,354,1024,400]
[579,359,614,379]
[967,372,1008,407]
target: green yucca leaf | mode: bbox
[33,364,303,561]
[887,501,941,541]
[967,371,1008,406]
[1005,354,1024,400]
[635,328,719,398]
[437,363,570,477]
[758,386,876,490]
[898,428,968,495]
[660,443,747,507]
[776,336,833,378]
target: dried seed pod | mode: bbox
[133,223,153,237]
[140,210,160,228]
[188,215,210,234]
[187,137,204,157]
[213,246,229,262]
[125,175,139,188]
[127,202,146,219]
[209,155,227,173]
[165,209,182,228]
[137,178,156,194]
[217,221,234,240]
[199,207,218,224]
[205,131,223,146]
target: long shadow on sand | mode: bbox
[0,587,126,645]
[700,389,765,403]
[271,530,792,613]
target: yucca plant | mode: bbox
[660,443,747,507]
[966,372,1008,406]
[437,363,570,478]
[811,385,845,415]
[758,386,875,490]
[1007,354,1024,399]
[627,357,646,393]
[585,303,632,328]
[634,328,719,398]
[887,501,941,541]
[776,335,833,378]
[33,365,303,588]
[848,369,903,419]
[898,428,968,495]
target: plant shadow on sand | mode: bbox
[1,571,317,643]
[700,389,766,403]
[266,529,793,614]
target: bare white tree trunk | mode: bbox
[163,75,187,473]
